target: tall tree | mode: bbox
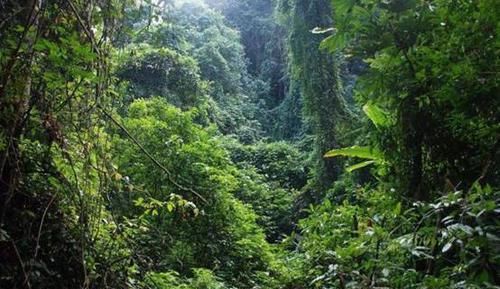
[279,0,348,192]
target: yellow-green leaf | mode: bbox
[346,160,376,172]
[324,146,382,160]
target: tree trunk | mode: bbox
[0,0,38,224]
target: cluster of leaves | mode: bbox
[223,140,307,241]
[0,1,290,288]
[291,183,499,288]
[116,44,208,108]
[0,0,131,288]
[114,1,265,143]
[2,1,498,289]
[322,0,500,199]
[104,98,284,288]
[285,0,500,288]
[209,0,311,142]
[143,268,226,289]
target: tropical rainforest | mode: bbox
[0,0,499,288]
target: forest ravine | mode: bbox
[0,0,499,288]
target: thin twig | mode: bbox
[33,194,56,261]
[477,137,499,184]
[11,239,31,289]
[0,7,24,31]
[65,0,101,56]
[24,194,56,287]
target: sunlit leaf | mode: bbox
[345,160,376,172]
[363,102,392,128]
[324,146,382,160]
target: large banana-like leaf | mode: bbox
[324,145,382,160]
[363,102,392,128]
[324,146,383,172]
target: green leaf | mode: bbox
[324,146,382,160]
[166,203,174,213]
[393,202,402,215]
[345,160,376,172]
[441,240,453,253]
[320,33,348,51]
[475,270,490,283]
[134,197,144,206]
[363,102,391,128]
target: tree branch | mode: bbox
[99,106,208,204]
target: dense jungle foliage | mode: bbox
[0,0,498,288]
